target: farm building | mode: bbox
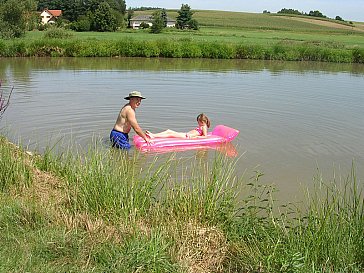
[129,15,176,29]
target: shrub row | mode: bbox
[0,38,363,63]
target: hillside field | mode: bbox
[129,10,364,48]
[23,10,364,48]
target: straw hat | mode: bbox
[124,91,146,100]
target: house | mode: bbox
[129,15,176,29]
[40,9,62,25]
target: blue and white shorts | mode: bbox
[110,129,131,149]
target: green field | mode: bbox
[23,26,364,48]
[134,10,364,47]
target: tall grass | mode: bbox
[294,167,364,271]
[1,137,363,272]
[223,165,364,272]
[0,136,32,191]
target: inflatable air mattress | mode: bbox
[134,125,239,152]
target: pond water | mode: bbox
[1,58,363,202]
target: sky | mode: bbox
[126,0,363,22]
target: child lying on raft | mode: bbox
[146,113,210,139]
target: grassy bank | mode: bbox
[1,36,364,63]
[1,135,363,272]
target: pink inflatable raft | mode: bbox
[133,125,239,154]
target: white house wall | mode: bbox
[40,11,52,24]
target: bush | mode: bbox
[70,18,91,32]
[142,40,160,57]
[157,39,183,58]
[181,41,202,58]
[139,22,150,29]
[236,44,266,59]
[188,19,199,30]
[43,28,74,39]
[352,48,364,63]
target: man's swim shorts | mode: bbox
[110,129,131,149]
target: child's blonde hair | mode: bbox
[197,113,211,128]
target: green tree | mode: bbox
[70,15,91,31]
[188,18,199,30]
[37,0,62,11]
[62,0,85,22]
[127,7,134,27]
[160,8,167,27]
[277,8,302,15]
[0,0,26,38]
[150,10,164,33]
[92,1,117,32]
[176,4,192,29]
[335,15,343,21]
[176,4,198,30]
[17,0,38,30]
[308,10,326,18]
[107,0,126,14]
[109,8,123,28]
[84,0,100,13]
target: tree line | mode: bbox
[276,8,346,22]
[38,0,127,32]
[0,0,199,38]
[0,0,127,37]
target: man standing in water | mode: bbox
[110,91,152,149]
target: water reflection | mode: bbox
[1,58,364,83]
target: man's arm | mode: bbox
[126,108,151,143]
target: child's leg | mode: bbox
[146,129,186,138]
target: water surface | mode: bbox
[1,58,363,201]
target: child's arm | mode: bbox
[201,125,208,136]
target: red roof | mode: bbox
[47,10,62,17]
